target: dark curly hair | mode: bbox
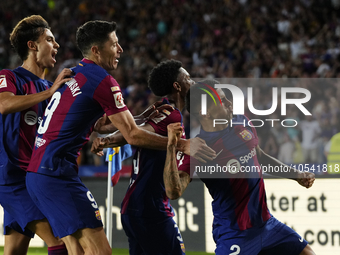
[148,59,182,96]
[76,20,117,56]
[10,15,50,61]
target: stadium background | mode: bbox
[1,0,340,253]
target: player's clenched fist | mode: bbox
[296,171,315,189]
[167,123,183,147]
[91,137,110,156]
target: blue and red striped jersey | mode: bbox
[194,115,271,230]
[0,67,51,184]
[27,59,128,176]
[121,99,189,220]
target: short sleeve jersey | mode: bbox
[121,99,189,220]
[194,115,271,231]
[27,59,128,177]
[0,67,51,184]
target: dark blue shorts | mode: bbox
[0,180,45,237]
[121,214,185,255]
[26,172,103,238]
[213,216,308,255]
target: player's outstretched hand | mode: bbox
[184,137,216,163]
[167,123,183,147]
[296,171,315,189]
[91,137,109,156]
[50,68,74,94]
[135,101,174,125]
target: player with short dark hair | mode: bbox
[26,21,214,254]
[0,15,72,255]
[164,80,316,255]
[118,59,193,254]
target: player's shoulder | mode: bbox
[150,107,182,126]
[76,60,112,81]
[0,69,16,87]
[0,69,15,77]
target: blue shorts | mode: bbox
[121,214,185,255]
[0,180,46,237]
[213,216,308,255]
[26,172,103,238]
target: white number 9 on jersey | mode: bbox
[38,92,61,134]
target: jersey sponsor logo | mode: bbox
[35,137,46,148]
[226,158,241,174]
[24,111,38,125]
[151,113,166,124]
[113,92,125,108]
[239,130,252,140]
[111,86,120,92]
[95,210,102,221]
[239,147,256,164]
[299,236,303,242]
[0,75,7,89]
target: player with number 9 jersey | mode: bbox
[26,57,128,238]
[27,59,127,177]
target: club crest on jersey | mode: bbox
[239,130,252,140]
[95,210,101,221]
[0,75,7,89]
[113,92,125,108]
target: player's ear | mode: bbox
[27,41,37,51]
[91,45,100,56]
[173,82,181,92]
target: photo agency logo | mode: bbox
[198,83,312,128]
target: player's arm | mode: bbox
[91,110,216,162]
[256,145,315,189]
[0,68,72,114]
[94,101,174,134]
[91,121,155,157]
[164,123,191,200]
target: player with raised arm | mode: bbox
[117,59,193,254]
[163,80,316,255]
[26,21,215,255]
[0,15,72,255]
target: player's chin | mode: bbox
[48,59,56,68]
[46,63,55,69]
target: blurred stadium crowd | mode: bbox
[1,0,340,168]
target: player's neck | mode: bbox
[167,94,185,111]
[21,59,46,79]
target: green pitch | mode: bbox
[0,247,214,255]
